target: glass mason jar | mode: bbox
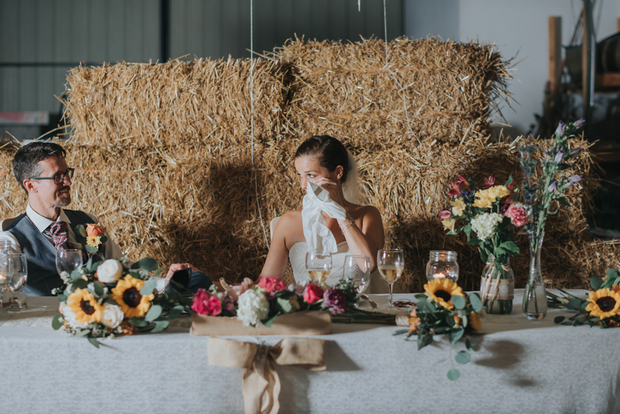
[426,250,459,282]
[480,254,514,314]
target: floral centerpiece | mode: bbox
[395,279,483,380]
[52,256,192,347]
[551,269,620,328]
[518,119,584,320]
[440,175,526,314]
[191,277,393,328]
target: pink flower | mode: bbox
[191,288,223,316]
[483,175,495,188]
[258,277,287,293]
[440,210,451,220]
[323,288,348,315]
[505,204,528,227]
[303,284,324,304]
[224,297,235,312]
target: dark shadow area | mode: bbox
[474,339,536,387]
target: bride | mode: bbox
[260,135,387,292]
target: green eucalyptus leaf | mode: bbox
[566,298,582,310]
[71,279,88,291]
[554,316,565,324]
[455,350,471,364]
[88,337,101,348]
[136,258,159,272]
[58,294,67,302]
[468,293,482,312]
[451,295,466,310]
[414,293,427,301]
[70,269,83,281]
[450,327,464,344]
[140,279,158,295]
[150,320,169,333]
[94,282,104,297]
[276,297,294,314]
[85,244,99,254]
[52,313,64,330]
[465,338,473,350]
[393,329,409,336]
[579,302,589,314]
[447,369,460,381]
[76,225,87,237]
[75,329,91,337]
[129,318,149,328]
[590,276,603,290]
[145,304,162,322]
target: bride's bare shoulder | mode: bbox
[351,204,382,219]
[279,210,302,225]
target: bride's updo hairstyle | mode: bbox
[294,135,350,183]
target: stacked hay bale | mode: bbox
[0,37,616,291]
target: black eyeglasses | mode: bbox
[29,168,75,185]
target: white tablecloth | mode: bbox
[0,290,619,414]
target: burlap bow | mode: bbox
[208,337,327,414]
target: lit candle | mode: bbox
[433,272,446,279]
[0,273,5,282]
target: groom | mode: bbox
[0,141,212,296]
[0,142,126,296]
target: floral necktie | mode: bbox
[48,221,69,251]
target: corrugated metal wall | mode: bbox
[0,0,402,113]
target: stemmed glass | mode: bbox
[0,259,10,313]
[344,255,371,307]
[305,251,332,285]
[56,249,83,279]
[377,248,405,310]
[4,253,28,311]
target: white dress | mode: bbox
[288,241,388,293]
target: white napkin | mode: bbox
[301,182,347,253]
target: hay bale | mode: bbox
[274,37,511,147]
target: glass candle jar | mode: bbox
[426,250,459,282]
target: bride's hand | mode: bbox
[313,177,346,207]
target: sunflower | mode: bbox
[468,311,482,331]
[67,288,103,324]
[585,288,620,319]
[424,279,464,310]
[111,275,155,318]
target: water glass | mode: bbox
[56,249,83,278]
[7,253,27,293]
[343,255,371,294]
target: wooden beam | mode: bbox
[549,16,562,93]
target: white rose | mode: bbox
[101,304,124,329]
[470,213,504,241]
[97,259,123,283]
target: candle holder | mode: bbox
[426,250,459,282]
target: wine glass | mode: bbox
[8,253,28,292]
[305,251,332,284]
[377,248,405,310]
[0,258,10,313]
[56,249,83,279]
[344,254,370,292]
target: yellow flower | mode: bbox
[111,275,155,318]
[67,288,103,324]
[424,279,464,310]
[473,185,511,209]
[451,198,466,216]
[585,288,620,319]
[86,235,102,248]
[442,218,456,232]
[469,311,482,331]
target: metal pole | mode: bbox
[582,0,595,139]
[160,0,171,62]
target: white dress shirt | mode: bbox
[0,204,124,259]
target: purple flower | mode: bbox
[570,147,582,157]
[564,175,582,188]
[555,122,566,136]
[554,150,564,163]
[548,181,557,192]
[323,288,348,315]
[574,118,585,129]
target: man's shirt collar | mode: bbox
[26,204,71,233]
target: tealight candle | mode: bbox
[426,250,459,282]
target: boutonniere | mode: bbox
[75,223,108,254]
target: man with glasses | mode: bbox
[0,142,124,296]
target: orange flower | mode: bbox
[453,315,461,326]
[408,317,421,334]
[86,223,106,237]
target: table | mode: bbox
[0,290,619,414]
